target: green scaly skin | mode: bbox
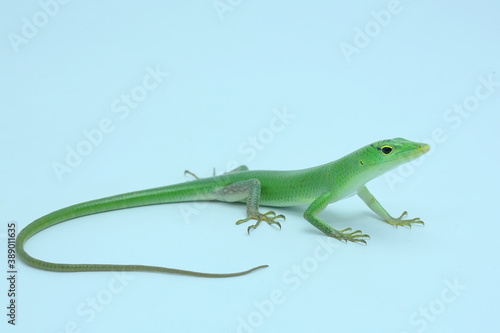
[16,138,429,278]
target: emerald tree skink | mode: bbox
[16,138,430,278]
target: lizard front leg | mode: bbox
[357,186,424,228]
[212,179,285,234]
[304,192,370,244]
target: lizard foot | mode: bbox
[236,211,286,234]
[185,166,248,180]
[328,228,370,245]
[386,211,424,228]
[184,168,217,180]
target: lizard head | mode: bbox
[358,137,430,176]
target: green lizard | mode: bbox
[16,138,429,278]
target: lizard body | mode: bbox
[16,138,429,277]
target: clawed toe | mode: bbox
[330,228,370,245]
[236,211,286,234]
[387,211,425,228]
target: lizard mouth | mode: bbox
[419,144,430,154]
[397,143,430,162]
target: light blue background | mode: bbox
[1,1,499,332]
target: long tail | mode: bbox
[16,182,268,278]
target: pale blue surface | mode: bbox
[1,1,499,332]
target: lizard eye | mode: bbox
[381,146,393,155]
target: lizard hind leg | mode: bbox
[212,179,285,234]
[184,165,249,180]
[184,168,216,180]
